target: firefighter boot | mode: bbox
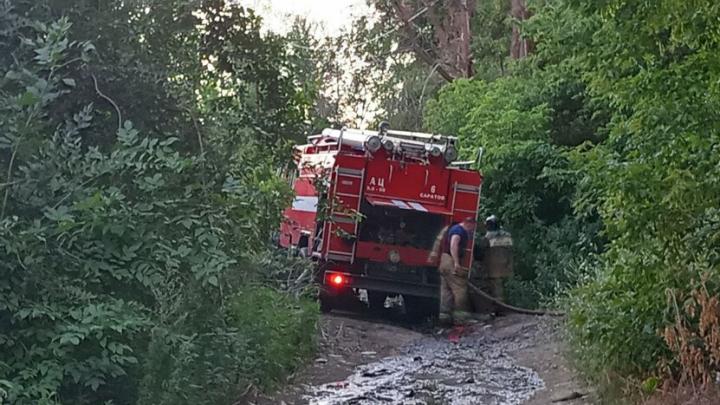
[452,310,474,325]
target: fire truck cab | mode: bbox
[279,125,483,314]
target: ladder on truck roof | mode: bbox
[314,127,460,162]
[317,128,456,147]
[323,163,365,263]
[320,127,457,143]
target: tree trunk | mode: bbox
[454,0,475,77]
[510,0,533,59]
[392,0,475,81]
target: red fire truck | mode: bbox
[279,125,483,315]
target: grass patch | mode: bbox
[227,285,319,390]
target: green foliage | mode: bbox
[425,73,601,308]
[424,79,490,137]
[284,17,336,132]
[0,2,318,404]
[430,0,720,386]
[558,0,720,382]
[227,286,317,386]
[471,0,512,80]
[139,282,317,405]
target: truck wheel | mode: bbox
[319,294,333,313]
[319,287,352,313]
[367,290,388,313]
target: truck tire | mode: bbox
[319,292,333,313]
[320,297,332,313]
[319,287,353,313]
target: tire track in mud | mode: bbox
[305,321,545,404]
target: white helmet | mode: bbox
[485,215,499,231]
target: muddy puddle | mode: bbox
[305,324,544,405]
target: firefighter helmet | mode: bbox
[485,215,498,231]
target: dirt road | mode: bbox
[252,312,594,405]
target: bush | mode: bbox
[139,284,317,405]
[425,75,601,308]
[531,0,720,386]
[228,286,318,387]
[0,7,318,405]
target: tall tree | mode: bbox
[385,0,475,81]
[510,0,533,58]
[471,0,512,79]
[0,1,317,404]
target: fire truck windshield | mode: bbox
[358,202,445,250]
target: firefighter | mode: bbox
[438,217,477,325]
[480,215,514,302]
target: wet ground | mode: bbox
[250,311,594,405]
[307,321,544,404]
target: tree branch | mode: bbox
[390,0,456,82]
[1,109,38,220]
[92,74,123,130]
[0,181,20,189]
[414,45,455,82]
[419,63,440,109]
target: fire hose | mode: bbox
[467,281,566,317]
[428,223,564,317]
[433,247,567,317]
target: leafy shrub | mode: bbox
[428,0,720,390]
[228,286,318,387]
[0,6,317,405]
[425,75,601,308]
[139,284,317,405]
[533,0,720,386]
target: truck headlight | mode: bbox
[388,250,401,264]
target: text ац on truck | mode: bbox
[278,124,483,317]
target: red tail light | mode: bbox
[326,272,350,287]
[331,274,345,286]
